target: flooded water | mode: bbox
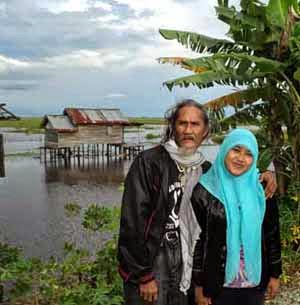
[0,127,218,259]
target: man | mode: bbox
[117,99,276,305]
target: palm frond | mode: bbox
[157,57,208,73]
[163,70,269,91]
[159,29,240,54]
[216,5,265,31]
[184,53,285,74]
[203,87,271,111]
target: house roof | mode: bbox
[42,108,143,131]
[64,108,131,126]
[41,115,78,133]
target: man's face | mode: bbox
[174,106,208,153]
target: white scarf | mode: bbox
[163,139,205,294]
[163,139,205,168]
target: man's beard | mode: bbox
[177,146,197,156]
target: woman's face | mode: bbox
[224,145,254,176]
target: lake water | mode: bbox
[0,127,218,259]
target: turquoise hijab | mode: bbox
[200,128,266,285]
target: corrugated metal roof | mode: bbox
[44,115,77,132]
[64,108,130,126]
[42,108,142,132]
[101,109,127,121]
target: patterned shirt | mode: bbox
[224,247,256,288]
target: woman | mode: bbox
[191,129,282,305]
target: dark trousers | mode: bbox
[124,238,189,305]
[212,288,264,305]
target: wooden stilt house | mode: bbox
[42,108,140,148]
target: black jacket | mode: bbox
[117,145,181,284]
[191,182,282,298]
[117,145,213,284]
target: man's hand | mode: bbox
[195,286,212,305]
[260,171,277,198]
[139,280,158,303]
[265,277,280,300]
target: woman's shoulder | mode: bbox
[192,181,216,206]
[202,160,212,174]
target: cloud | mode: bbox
[103,93,127,99]
[0,80,38,91]
[0,0,234,116]
[0,55,31,73]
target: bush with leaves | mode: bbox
[0,204,123,305]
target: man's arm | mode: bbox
[117,154,156,284]
[191,184,208,292]
[260,171,277,198]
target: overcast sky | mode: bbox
[0,0,239,117]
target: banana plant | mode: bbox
[159,0,300,191]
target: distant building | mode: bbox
[0,103,19,120]
[42,108,141,148]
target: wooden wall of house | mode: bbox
[44,125,124,148]
[45,130,59,148]
[57,125,124,147]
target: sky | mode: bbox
[0,0,240,117]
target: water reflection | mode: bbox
[0,157,129,259]
[44,158,129,185]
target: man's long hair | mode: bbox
[161,99,209,143]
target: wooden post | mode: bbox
[82,144,85,168]
[44,147,47,162]
[77,146,81,167]
[0,134,5,177]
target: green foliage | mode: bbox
[0,243,20,267]
[279,194,300,267]
[128,117,164,125]
[211,134,225,144]
[82,205,120,232]
[266,0,297,28]
[64,203,82,217]
[257,148,273,172]
[145,133,161,140]
[0,117,43,134]
[0,205,123,305]
[159,29,236,54]
[159,0,300,191]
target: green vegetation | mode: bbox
[129,117,165,125]
[211,134,225,145]
[279,185,300,284]
[145,133,161,140]
[0,117,43,134]
[5,151,39,158]
[0,204,123,305]
[159,0,300,194]
[0,117,165,134]
[0,195,299,304]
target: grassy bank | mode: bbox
[0,117,164,134]
[129,117,165,125]
[0,117,43,133]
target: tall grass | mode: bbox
[0,117,43,133]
